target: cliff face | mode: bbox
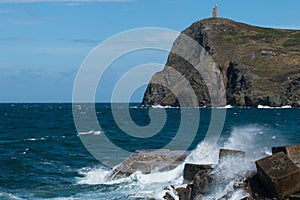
[142,18,300,107]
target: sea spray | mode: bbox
[77,167,111,185]
[77,125,286,199]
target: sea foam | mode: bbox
[77,130,102,136]
[77,125,284,199]
[258,105,292,109]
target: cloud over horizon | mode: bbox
[0,9,15,13]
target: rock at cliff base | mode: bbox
[272,144,300,168]
[255,152,300,198]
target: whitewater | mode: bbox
[76,125,286,200]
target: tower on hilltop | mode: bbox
[212,5,218,18]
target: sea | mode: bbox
[1,103,300,200]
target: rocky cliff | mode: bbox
[142,18,300,107]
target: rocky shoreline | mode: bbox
[164,145,300,200]
[106,145,300,200]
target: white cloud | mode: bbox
[0,0,134,3]
[8,16,59,25]
[109,30,179,49]
[0,9,14,13]
[0,36,35,41]
[8,18,44,25]
[276,26,300,30]
[58,38,101,45]
[0,63,77,78]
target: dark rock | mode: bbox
[163,186,176,200]
[193,169,213,195]
[163,185,193,200]
[176,187,192,200]
[290,192,300,200]
[272,144,300,168]
[163,192,175,200]
[219,149,246,163]
[106,169,132,180]
[255,152,300,198]
[245,172,273,200]
[183,163,213,184]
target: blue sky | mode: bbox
[0,0,300,103]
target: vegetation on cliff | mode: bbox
[142,18,300,107]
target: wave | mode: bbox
[77,130,102,136]
[215,105,233,109]
[0,192,22,200]
[151,105,176,108]
[151,105,234,108]
[135,104,294,109]
[77,167,111,185]
[184,125,284,199]
[76,125,286,199]
[23,137,47,142]
[257,105,292,109]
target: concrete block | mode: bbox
[255,152,300,198]
[219,149,245,163]
[272,144,300,168]
[183,163,213,183]
[193,170,213,194]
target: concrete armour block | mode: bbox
[183,163,213,184]
[218,149,246,164]
[255,152,300,198]
[272,144,300,168]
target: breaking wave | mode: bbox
[77,130,102,136]
[76,125,285,199]
[257,105,292,109]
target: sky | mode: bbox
[0,0,300,103]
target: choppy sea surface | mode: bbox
[1,103,299,200]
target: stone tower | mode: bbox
[212,5,218,18]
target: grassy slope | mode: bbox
[206,18,300,95]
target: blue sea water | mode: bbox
[0,103,299,200]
